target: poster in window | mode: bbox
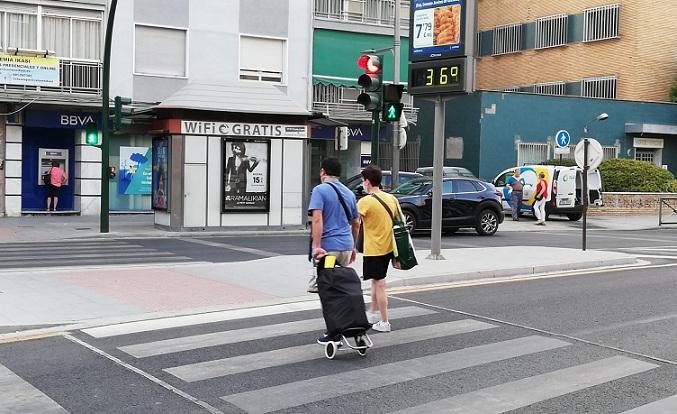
[119,146,152,195]
[152,137,169,210]
[222,138,270,212]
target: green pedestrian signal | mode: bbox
[84,122,100,146]
[383,103,403,122]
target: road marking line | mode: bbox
[83,298,363,338]
[392,356,658,414]
[0,256,193,268]
[0,243,136,252]
[0,332,65,345]
[573,311,677,336]
[0,362,69,413]
[221,335,570,414]
[0,250,175,261]
[64,334,225,414]
[620,394,677,413]
[178,238,278,257]
[165,319,496,381]
[120,306,435,358]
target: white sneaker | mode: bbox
[372,321,391,332]
[366,311,380,324]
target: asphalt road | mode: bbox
[0,228,675,269]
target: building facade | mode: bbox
[311,0,419,182]
[0,0,106,216]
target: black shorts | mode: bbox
[363,252,393,281]
[47,185,60,198]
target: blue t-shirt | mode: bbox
[308,180,358,252]
[507,176,523,191]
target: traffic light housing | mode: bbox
[356,54,383,112]
[84,122,100,146]
[113,96,133,131]
[382,84,404,122]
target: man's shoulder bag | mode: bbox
[42,169,51,185]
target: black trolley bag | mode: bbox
[316,257,373,359]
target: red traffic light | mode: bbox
[357,54,381,74]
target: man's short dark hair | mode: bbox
[321,158,341,177]
[51,160,59,167]
[361,164,382,187]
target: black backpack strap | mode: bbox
[326,181,352,223]
[371,193,397,221]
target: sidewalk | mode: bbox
[0,212,670,243]
[0,246,638,335]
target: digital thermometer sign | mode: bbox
[408,58,465,95]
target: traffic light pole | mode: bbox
[427,95,446,260]
[391,0,401,186]
[100,0,118,233]
[370,110,381,163]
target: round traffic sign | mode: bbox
[574,138,604,170]
[555,130,571,148]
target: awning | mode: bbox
[313,29,409,87]
[625,123,677,136]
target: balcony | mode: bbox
[314,0,410,28]
[0,59,102,96]
[312,101,419,124]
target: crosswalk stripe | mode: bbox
[221,335,570,414]
[119,306,435,358]
[165,319,496,382]
[0,243,135,252]
[83,299,367,338]
[0,250,167,261]
[392,356,658,414]
[620,395,677,413]
[0,363,68,413]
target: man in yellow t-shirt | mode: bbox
[357,165,400,332]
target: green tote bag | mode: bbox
[371,194,418,270]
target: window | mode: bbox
[240,36,285,83]
[535,14,567,49]
[7,12,37,49]
[135,24,187,77]
[41,16,101,60]
[583,4,619,42]
[471,181,485,192]
[635,150,654,163]
[534,81,565,96]
[492,23,522,55]
[581,76,616,99]
[313,84,359,104]
[517,142,549,166]
[453,180,478,194]
[442,180,454,194]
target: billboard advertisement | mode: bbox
[410,0,466,62]
[222,138,270,212]
[152,138,169,210]
[119,146,152,195]
[0,54,60,87]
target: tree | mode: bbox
[670,75,677,103]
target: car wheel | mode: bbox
[402,209,417,233]
[567,213,582,221]
[476,209,499,236]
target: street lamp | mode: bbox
[583,112,609,134]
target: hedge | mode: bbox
[598,158,677,192]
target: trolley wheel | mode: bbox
[325,342,336,359]
[356,337,367,357]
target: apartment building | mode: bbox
[0,0,106,216]
[311,0,419,181]
[475,0,677,103]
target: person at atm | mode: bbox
[46,161,67,211]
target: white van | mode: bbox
[492,165,603,221]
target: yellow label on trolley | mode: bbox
[324,255,336,268]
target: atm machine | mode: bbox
[38,148,69,186]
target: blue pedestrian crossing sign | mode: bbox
[555,130,571,148]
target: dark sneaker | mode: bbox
[317,334,337,345]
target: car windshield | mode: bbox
[392,179,431,195]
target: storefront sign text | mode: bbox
[0,54,59,87]
[181,121,308,138]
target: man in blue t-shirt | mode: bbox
[506,168,524,221]
[308,158,360,344]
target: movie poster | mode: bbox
[152,137,169,210]
[119,146,152,195]
[222,138,270,212]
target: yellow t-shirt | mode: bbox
[357,192,400,257]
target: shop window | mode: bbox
[135,24,187,78]
[535,14,567,49]
[584,4,619,42]
[492,23,522,55]
[240,36,285,84]
[581,76,617,99]
[7,12,37,49]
